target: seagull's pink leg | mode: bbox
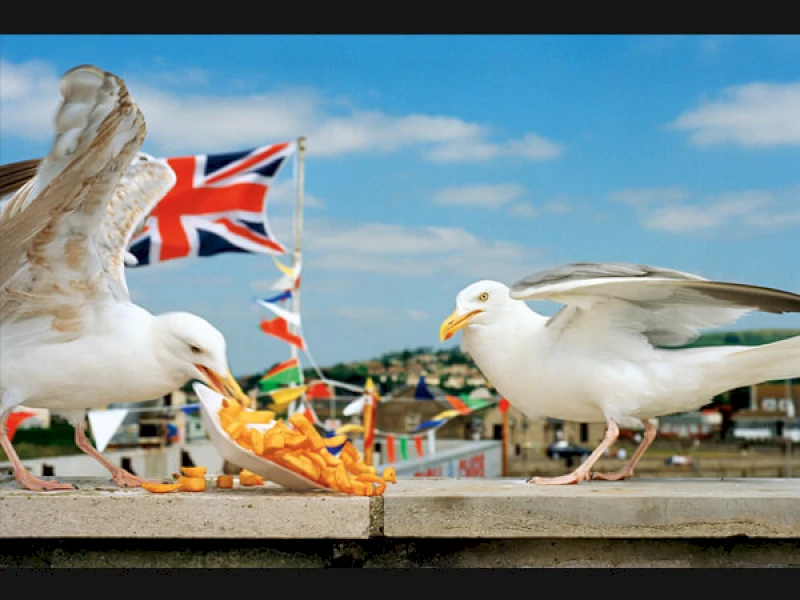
[73,423,150,488]
[0,411,74,491]
[591,419,657,481]
[528,421,620,485]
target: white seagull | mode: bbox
[0,65,250,492]
[439,262,800,485]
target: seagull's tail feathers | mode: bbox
[714,335,800,393]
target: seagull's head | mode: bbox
[153,312,252,407]
[439,280,517,342]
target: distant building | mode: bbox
[732,381,799,443]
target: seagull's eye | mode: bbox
[189,345,202,354]
[478,292,489,302]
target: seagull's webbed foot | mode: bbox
[110,468,148,488]
[73,422,152,488]
[589,419,657,482]
[590,468,633,482]
[527,421,621,486]
[15,470,75,492]
[527,469,592,486]
[1,411,75,491]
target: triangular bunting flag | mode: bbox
[271,258,302,290]
[414,376,435,400]
[342,394,368,417]
[399,437,408,461]
[87,408,129,453]
[445,395,472,415]
[259,290,293,305]
[268,385,308,407]
[336,423,365,435]
[273,257,302,279]
[364,376,381,400]
[257,298,301,327]
[260,358,302,392]
[7,411,35,442]
[385,435,396,463]
[259,317,306,350]
[432,409,462,421]
[307,381,333,399]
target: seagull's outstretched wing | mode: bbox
[96,153,175,299]
[0,65,146,337]
[509,262,800,347]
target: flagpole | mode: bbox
[288,136,306,417]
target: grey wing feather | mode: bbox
[510,262,800,347]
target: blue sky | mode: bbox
[2,34,799,376]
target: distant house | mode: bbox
[657,411,719,440]
[732,382,799,443]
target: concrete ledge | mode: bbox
[2,476,800,566]
[0,478,373,540]
[383,478,800,539]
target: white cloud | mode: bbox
[669,82,800,147]
[508,195,574,219]
[0,58,565,165]
[507,202,541,218]
[609,187,690,207]
[612,186,800,233]
[299,218,542,283]
[431,183,525,208]
[332,305,429,322]
[424,131,564,163]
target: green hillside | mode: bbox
[682,329,800,348]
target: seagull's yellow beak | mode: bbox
[195,365,251,407]
[439,309,483,342]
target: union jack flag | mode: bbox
[128,142,295,266]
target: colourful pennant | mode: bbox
[271,257,302,290]
[432,409,462,421]
[364,377,381,401]
[268,385,308,407]
[363,389,378,465]
[6,411,35,442]
[260,358,302,392]
[460,393,491,411]
[498,397,511,413]
[307,381,333,399]
[414,435,424,458]
[257,299,301,327]
[385,434,396,463]
[399,437,408,461]
[343,394,367,417]
[258,290,293,305]
[259,317,306,350]
[336,424,365,435]
[445,395,472,415]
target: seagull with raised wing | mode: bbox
[0,65,251,491]
[439,262,800,485]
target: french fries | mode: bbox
[217,401,397,496]
[141,482,181,494]
[179,475,207,492]
[239,469,265,486]
[181,466,207,478]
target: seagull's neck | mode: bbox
[462,302,547,368]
